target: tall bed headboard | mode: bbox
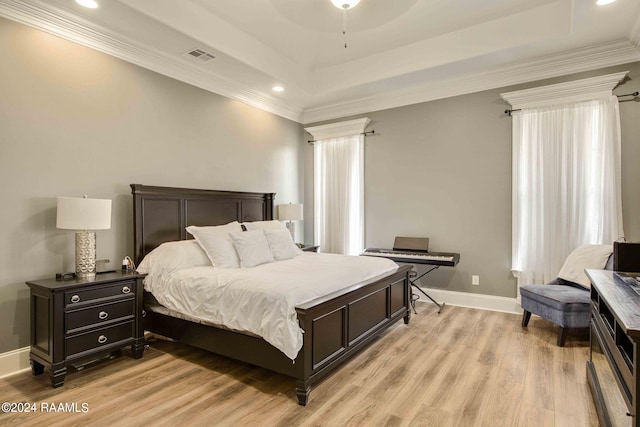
[131,184,275,264]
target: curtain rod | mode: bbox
[504,91,639,116]
[307,130,375,144]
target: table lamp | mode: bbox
[278,203,303,241]
[56,195,112,279]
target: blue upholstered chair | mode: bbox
[520,247,613,347]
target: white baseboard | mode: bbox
[416,287,522,315]
[0,347,31,379]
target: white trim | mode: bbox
[0,347,31,379]
[499,71,629,109]
[0,0,640,123]
[0,0,304,123]
[305,118,371,141]
[630,11,640,48]
[302,41,640,123]
[416,287,521,315]
[1,1,639,125]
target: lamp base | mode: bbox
[75,231,96,279]
[286,221,295,242]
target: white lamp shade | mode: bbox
[330,0,360,9]
[279,203,303,221]
[56,196,112,230]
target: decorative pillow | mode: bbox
[557,244,613,288]
[264,228,302,260]
[243,220,288,232]
[229,230,275,268]
[186,222,243,268]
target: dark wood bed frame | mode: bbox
[131,184,412,405]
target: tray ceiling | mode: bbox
[1,0,639,123]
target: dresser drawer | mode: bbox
[65,281,135,306]
[66,299,135,332]
[65,321,134,357]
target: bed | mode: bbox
[131,184,412,405]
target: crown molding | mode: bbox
[0,0,304,123]
[302,40,640,124]
[304,118,371,141]
[499,71,628,109]
[631,10,640,48]
[2,1,639,125]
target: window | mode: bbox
[502,73,626,288]
[305,118,369,255]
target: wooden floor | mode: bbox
[0,304,597,427]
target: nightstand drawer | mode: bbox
[65,321,134,357]
[66,299,135,332]
[65,281,136,306]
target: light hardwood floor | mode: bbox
[0,304,597,427]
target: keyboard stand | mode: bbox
[361,248,459,314]
[408,265,445,314]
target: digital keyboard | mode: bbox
[361,248,460,267]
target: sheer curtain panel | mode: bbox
[512,96,624,287]
[314,134,364,255]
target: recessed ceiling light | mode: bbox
[596,0,617,5]
[76,0,98,9]
[272,86,284,92]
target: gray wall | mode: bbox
[305,62,640,299]
[0,18,305,353]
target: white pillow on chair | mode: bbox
[557,244,613,288]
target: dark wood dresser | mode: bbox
[25,271,146,387]
[587,269,640,427]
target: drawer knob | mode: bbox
[121,286,131,294]
[142,309,146,318]
[97,335,108,344]
[70,295,80,303]
[98,311,109,320]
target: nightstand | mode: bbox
[301,245,320,252]
[25,271,146,387]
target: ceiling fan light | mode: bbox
[330,0,360,10]
[76,0,99,8]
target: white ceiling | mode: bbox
[1,0,640,123]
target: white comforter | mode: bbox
[145,252,398,360]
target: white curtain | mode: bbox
[512,96,624,287]
[314,134,364,255]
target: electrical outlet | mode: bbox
[472,275,480,286]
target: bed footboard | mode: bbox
[294,264,412,405]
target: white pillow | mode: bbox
[243,220,288,232]
[229,230,275,268]
[186,222,243,268]
[137,240,211,293]
[557,244,613,288]
[137,240,211,274]
[265,228,302,260]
